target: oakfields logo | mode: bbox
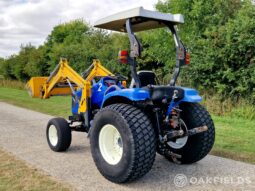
[173,174,252,188]
[174,174,188,187]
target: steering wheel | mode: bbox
[115,73,128,81]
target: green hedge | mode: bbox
[0,0,254,102]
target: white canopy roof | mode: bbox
[94,7,184,32]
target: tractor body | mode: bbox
[27,7,215,183]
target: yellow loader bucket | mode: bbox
[26,77,74,98]
[26,77,48,98]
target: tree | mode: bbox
[24,46,48,77]
[0,58,4,75]
[209,1,255,99]
[144,0,254,101]
[46,19,89,46]
[1,2,254,102]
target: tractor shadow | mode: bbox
[67,132,90,154]
[68,145,90,154]
[121,154,206,188]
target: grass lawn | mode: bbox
[0,87,255,165]
[211,116,255,164]
[0,87,71,118]
[0,149,72,191]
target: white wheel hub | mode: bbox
[168,136,188,149]
[99,124,123,165]
[167,119,188,149]
[48,125,58,146]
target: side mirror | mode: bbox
[118,50,129,64]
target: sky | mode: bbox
[0,0,158,58]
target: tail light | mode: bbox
[118,50,129,64]
[185,52,190,65]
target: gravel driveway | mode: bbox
[0,102,254,191]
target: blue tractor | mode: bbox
[43,7,215,183]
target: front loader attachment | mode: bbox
[26,76,73,98]
[26,77,47,98]
[26,58,89,99]
[26,58,113,114]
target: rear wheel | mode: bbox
[99,124,123,165]
[90,104,156,183]
[165,103,215,164]
[46,118,72,152]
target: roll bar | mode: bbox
[167,25,186,86]
[126,19,141,88]
[125,20,187,87]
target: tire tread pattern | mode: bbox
[172,103,215,164]
[94,104,156,182]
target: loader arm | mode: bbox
[85,59,114,81]
[27,58,113,114]
[41,58,90,113]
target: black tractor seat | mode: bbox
[130,70,158,88]
[130,70,184,102]
[142,85,185,102]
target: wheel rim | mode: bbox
[48,125,58,146]
[167,119,188,149]
[99,124,123,165]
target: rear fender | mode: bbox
[101,88,150,108]
[180,87,202,103]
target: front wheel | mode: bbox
[165,103,215,164]
[90,104,156,183]
[46,117,72,152]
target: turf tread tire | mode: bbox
[90,104,156,183]
[165,103,215,164]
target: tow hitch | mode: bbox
[166,125,208,141]
[186,125,208,136]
